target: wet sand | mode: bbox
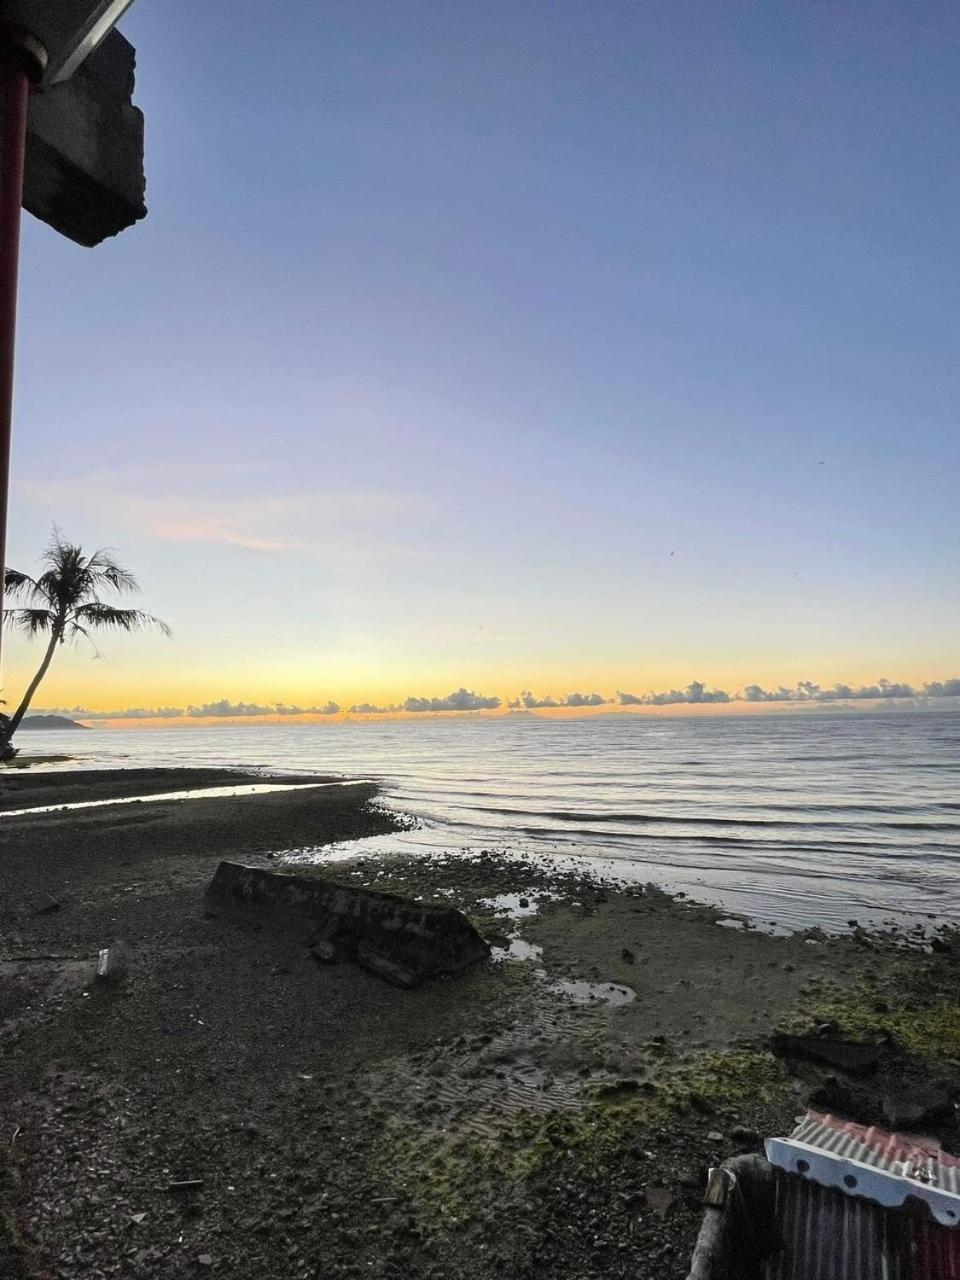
[2,768,959,1279]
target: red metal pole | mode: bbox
[0,46,29,695]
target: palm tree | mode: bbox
[1,533,169,755]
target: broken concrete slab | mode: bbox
[203,861,490,989]
[23,30,145,245]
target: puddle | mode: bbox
[492,938,544,963]
[480,891,555,920]
[0,780,370,818]
[548,979,636,1006]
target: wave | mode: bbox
[414,798,960,833]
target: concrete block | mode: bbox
[204,861,490,988]
[23,29,145,245]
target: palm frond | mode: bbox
[33,569,65,607]
[64,620,102,656]
[85,548,139,595]
[3,568,40,601]
[71,603,171,637]
[3,608,56,636]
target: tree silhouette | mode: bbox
[2,532,169,757]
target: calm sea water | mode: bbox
[17,710,960,933]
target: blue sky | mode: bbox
[6,0,959,711]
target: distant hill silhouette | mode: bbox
[20,714,89,731]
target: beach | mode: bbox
[2,767,960,1279]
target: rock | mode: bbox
[197,1256,214,1268]
[621,948,635,964]
[518,898,530,909]
[707,1131,725,1143]
[770,1032,881,1077]
[807,1075,879,1122]
[882,1086,954,1130]
[644,1186,676,1217]
[731,1125,760,1147]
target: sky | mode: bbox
[5,0,959,717]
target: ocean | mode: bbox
[17,709,960,934]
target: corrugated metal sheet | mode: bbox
[687,1114,960,1279]
[763,1168,960,1279]
[793,1111,960,1194]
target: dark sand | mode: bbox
[2,768,959,1279]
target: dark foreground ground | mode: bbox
[2,767,960,1280]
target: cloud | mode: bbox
[36,676,960,722]
[16,472,431,566]
[509,692,558,709]
[618,677,960,707]
[35,699,344,720]
[923,679,960,698]
[617,681,731,705]
[186,699,341,717]
[739,679,923,703]
[563,692,610,707]
[36,705,186,720]
[509,691,611,709]
[403,688,501,712]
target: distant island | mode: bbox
[19,715,89,731]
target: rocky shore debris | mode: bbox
[203,861,490,988]
[94,940,129,983]
[771,1023,960,1148]
[769,1031,882,1076]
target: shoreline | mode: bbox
[2,768,959,1278]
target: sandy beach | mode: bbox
[2,768,959,1279]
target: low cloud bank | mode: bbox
[35,676,960,722]
[38,700,342,720]
[617,680,730,706]
[403,688,500,712]
[509,691,611,709]
[186,699,341,718]
[350,688,500,714]
[616,678,960,706]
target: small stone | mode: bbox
[621,948,635,964]
[197,1256,214,1268]
[518,898,530,909]
[644,1186,676,1217]
[130,1212,147,1225]
[707,1131,725,1142]
[731,1125,760,1146]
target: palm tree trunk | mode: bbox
[7,627,61,737]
